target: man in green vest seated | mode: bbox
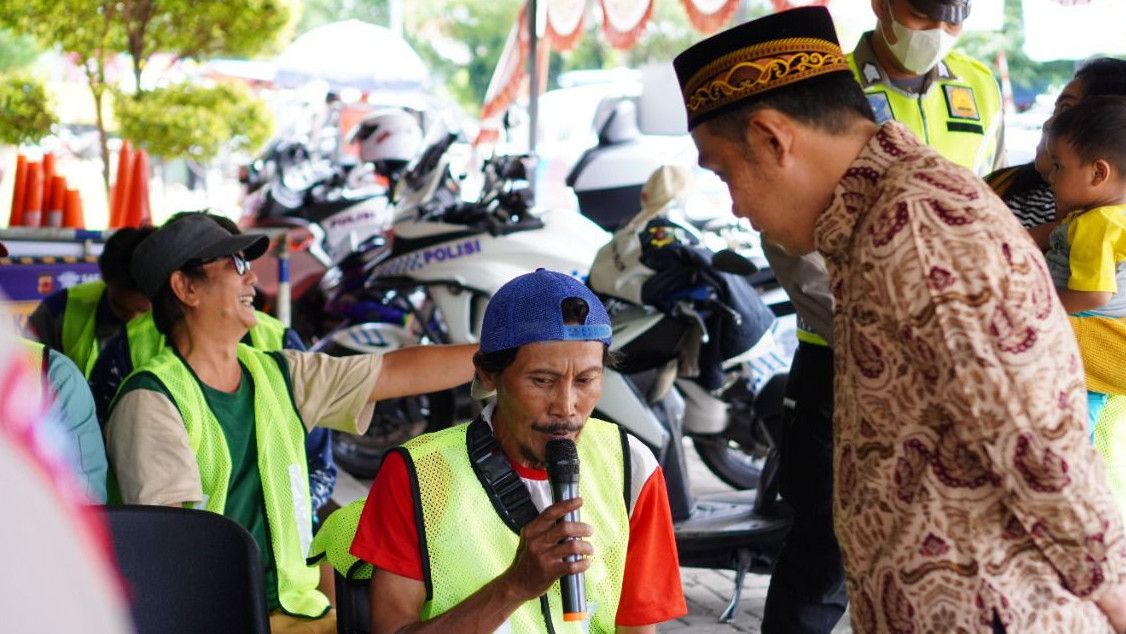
[28,227,156,378]
[351,269,687,633]
[104,213,477,633]
[87,212,339,538]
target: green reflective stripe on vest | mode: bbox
[138,344,327,617]
[848,51,1002,175]
[125,310,287,373]
[308,499,373,580]
[124,312,164,370]
[61,280,105,377]
[406,418,629,632]
[249,312,287,350]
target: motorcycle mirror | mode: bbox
[711,249,757,276]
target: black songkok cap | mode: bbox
[673,6,851,131]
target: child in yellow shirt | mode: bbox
[1044,95,1126,437]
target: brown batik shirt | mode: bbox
[815,121,1126,633]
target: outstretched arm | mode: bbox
[370,343,477,403]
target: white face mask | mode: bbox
[883,3,960,75]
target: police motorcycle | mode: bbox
[582,165,793,618]
[312,125,609,478]
[238,110,427,340]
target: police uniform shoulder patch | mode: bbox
[866,92,894,124]
[944,85,979,120]
[862,62,881,85]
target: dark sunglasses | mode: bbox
[192,253,250,276]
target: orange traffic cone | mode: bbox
[40,152,55,227]
[9,154,27,227]
[110,142,134,228]
[46,176,67,227]
[136,150,152,227]
[124,150,151,228]
[63,189,85,229]
[22,162,44,228]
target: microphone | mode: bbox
[545,438,586,622]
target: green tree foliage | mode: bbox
[0,0,286,187]
[296,0,388,35]
[117,0,291,89]
[114,83,271,162]
[0,73,57,145]
[0,29,41,73]
[957,0,1074,105]
[407,0,522,110]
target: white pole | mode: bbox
[528,0,539,155]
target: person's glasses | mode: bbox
[228,253,250,276]
[195,253,250,276]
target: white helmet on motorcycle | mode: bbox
[348,108,423,180]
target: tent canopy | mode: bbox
[275,20,431,93]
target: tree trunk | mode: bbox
[93,89,110,193]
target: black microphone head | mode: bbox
[545,438,579,481]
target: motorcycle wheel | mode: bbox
[692,435,766,490]
[690,371,787,491]
[332,389,456,479]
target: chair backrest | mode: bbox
[104,505,270,634]
[335,571,372,634]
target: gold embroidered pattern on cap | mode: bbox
[684,37,848,117]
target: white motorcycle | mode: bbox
[313,130,608,476]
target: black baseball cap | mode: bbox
[907,0,971,25]
[130,213,268,298]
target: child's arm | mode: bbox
[1028,220,1059,252]
[1058,288,1113,314]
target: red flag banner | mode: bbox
[680,0,740,33]
[770,0,830,10]
[547,0,588,51]
[599,0,654,49]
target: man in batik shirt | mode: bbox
[674,6,1126,633]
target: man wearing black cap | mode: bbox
[350,269,686,633]
[104,213,477,633]
[674,6,1126,633]
[28,226,156,377]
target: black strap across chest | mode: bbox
[465,415,539,533]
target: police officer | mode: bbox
[760,2,1006,632]
[850,0,1004,176]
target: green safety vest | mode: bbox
[60,280,106,378]
[124,310,288,369]
[848,37,1003,176]
[128,344,327,618]
[404,418,630,633]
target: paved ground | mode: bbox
[331,438,853,633]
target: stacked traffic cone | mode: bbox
[22,162,44,228]
[63,188,85,229]
[123,149,152,228]
[109,141,133,228]
[7,152,91,229]
[108,142,152,228]
[46,175,67,227]
[8,154,27,227]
